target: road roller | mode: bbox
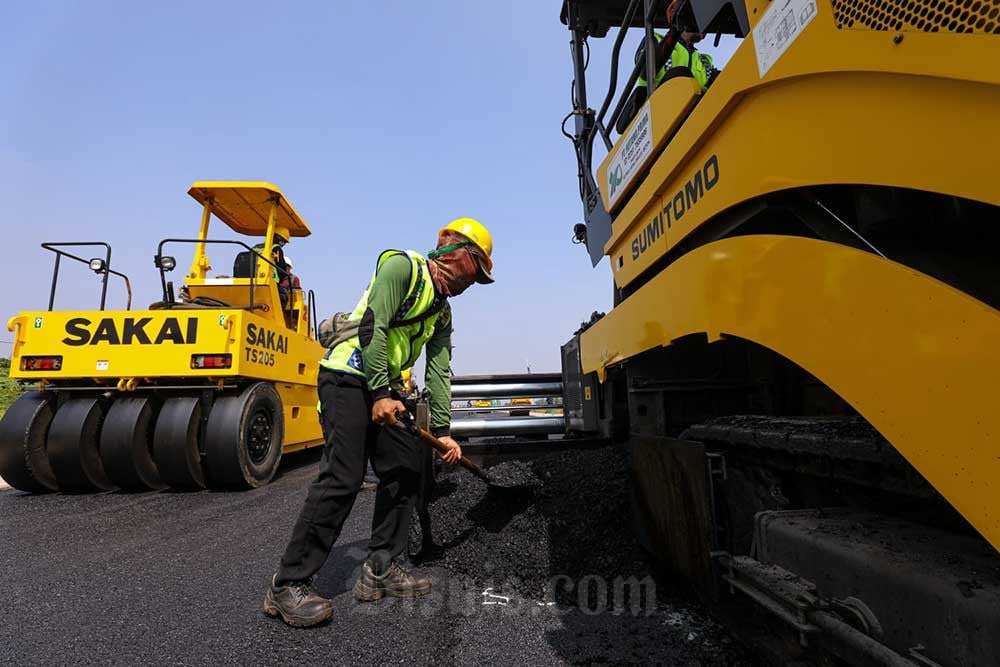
[558,1,1000,664]
[0,182,325,492]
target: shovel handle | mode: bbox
[393,412,491,483]
[414,428,492,483]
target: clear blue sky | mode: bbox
[1,1,739,374]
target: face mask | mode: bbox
[430,246,478,297]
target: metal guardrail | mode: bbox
[451,382,563,399]
[450,373,566,439]
[450,417,566,438]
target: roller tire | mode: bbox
[48,397,114,491]
[99,397,165,491]
[0,392,59,493]
[204,382,283,489]
[153,397,206,490]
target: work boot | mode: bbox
[263,575,334,628]
[352,560,432,601]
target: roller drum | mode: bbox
[48,397,114,491]
[0,392,59,493]
[100,397,165,491]
[153,397,206,490]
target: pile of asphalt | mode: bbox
[417,445,654,604]
[414,445,753,664]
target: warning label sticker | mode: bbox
[753,0,818,78]
[606,104,653,208]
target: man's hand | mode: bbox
[372,397,407,426]
[437,435,463,464]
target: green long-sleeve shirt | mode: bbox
[360,254,453,435]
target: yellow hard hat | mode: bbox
[439,217,494,283]
[273,225,291,243]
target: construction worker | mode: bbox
[253,226,292,282]
[618,4,719,134]
[636,2,719,93]
[253,226,293,308]
[281,255,301,291]
[264,218,494,628]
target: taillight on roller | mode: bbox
[21,356,63,371]
[191,353,232,369]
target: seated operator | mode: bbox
[279,254,302,292]
[253,226,293,307]
[638,2,720,95]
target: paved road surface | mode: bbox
[0,451,746,666]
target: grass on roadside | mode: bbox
[0,358,25,419]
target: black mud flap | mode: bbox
[629,435,715,598]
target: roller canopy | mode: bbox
[187,182,312,238]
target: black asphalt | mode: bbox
[1,451,749,666]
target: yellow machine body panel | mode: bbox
[187,182,312,237]
[600,4,1000,288]
[597,77,702,211]
[275,382,325,453]
[183,280,313,337]
[579,234,1000,552]
[6,309,324,448]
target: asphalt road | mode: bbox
[0,450,748,666]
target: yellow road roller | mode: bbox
[0,182,325,492]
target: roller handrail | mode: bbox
[155,238,287,318]
[41,241,133,311]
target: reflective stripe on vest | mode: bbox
[252,243,283,281]
[320,249,442,385]
[637,32,665,88]
[638,35,713,91]
[671,43,713,90]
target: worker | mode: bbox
[253,226,293,307]
[281,255,301,291]
[253,226,292,282]
[263,217,495,628]
[636,2,719,94]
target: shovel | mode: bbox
[392,411,534,494]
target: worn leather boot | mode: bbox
[264,575,334,627]
[353,560,432,601]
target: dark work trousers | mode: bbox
[413,433,436,551]
[276,369,422,585]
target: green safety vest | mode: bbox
[638,34,714,91]
[320,249,444,386]
[252,243,284,281]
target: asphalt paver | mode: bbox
[1,448,754,666]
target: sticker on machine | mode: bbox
[607,104,653,208]
[96,360,109,371]
[753,0,818,78]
